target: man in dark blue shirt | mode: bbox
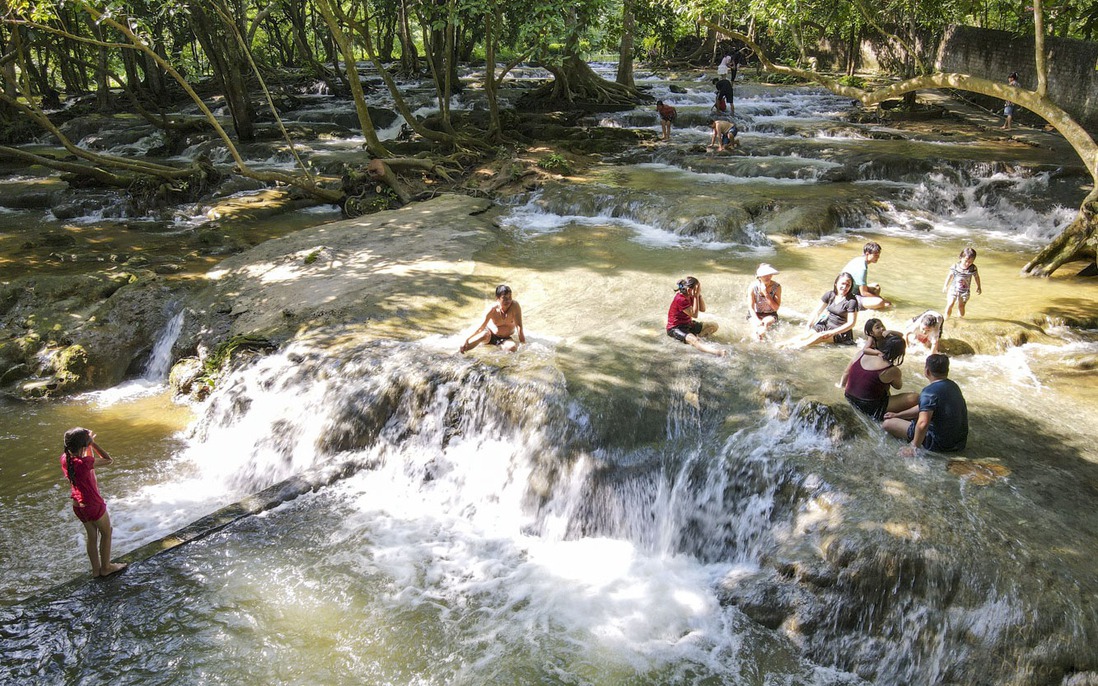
[882,354,968,456]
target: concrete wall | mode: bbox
[810,25,1098,134]
[937,25,1098,133]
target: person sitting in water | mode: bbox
[840,334,919,421]
[747,263,781,340]
[788,272,859,348]
[459,284,525,354]
[666,276,725,356]
[841,242,891,310]
[904,310,944,354]
[882,353,969,457]
[709,118,739,152]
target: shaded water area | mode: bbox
[3,68,1098,684]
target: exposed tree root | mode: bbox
[1023,189,1098,276]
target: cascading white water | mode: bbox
[143,338,858,683]
[143,309,185,381]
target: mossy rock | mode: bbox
[53,344,89,385]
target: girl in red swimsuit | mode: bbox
[60,427,127,577]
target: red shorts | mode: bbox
[73,501,107,523]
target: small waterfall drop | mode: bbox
[143,309,184,381]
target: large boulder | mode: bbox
[0,271,187,396]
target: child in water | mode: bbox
[904,310,945,354]
[943,247,982,319]
[667,276,725,356]
[860,318,888,355]
[746,263,781,340]
[60,427,127,577]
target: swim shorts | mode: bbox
[73,501,106,524]
[906,420,945,451]
[846,393,889,422]
[489,333,513,346]
[667,321,703,343]
[812,322,854,345]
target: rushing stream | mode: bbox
[2,66,1097,684]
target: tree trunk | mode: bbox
[397,0,419,76]
[188,1,257,142]
[616,0,636,89]
[485,8,501,139]
[1024,189,1098,275]
[313,0,388,156]
[81,19,112,111]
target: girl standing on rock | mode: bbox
[60,427,127,577]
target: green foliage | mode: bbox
[838,75,866,88]
[537,153,574,175]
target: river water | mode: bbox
[1,68,1097,684]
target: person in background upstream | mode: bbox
[667,276,725,356]
[942,246,982,320]
[788,272,859,348]
[882,354,969,457]
[1002,72,1020,130]
[656,100,677,142]
[841,241,891,310]
[717,54,732,79]
[60,427,127,578]
[747,263,781,340]
[460,284,525,354]
[709,118,739,152]
[712,77,735,116]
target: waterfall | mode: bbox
[143,309,184,381]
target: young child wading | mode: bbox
[942,247,982,320]
[60,427,127,578]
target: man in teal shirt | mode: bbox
[841,241,891,310]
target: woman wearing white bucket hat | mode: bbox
[747,263,782,340]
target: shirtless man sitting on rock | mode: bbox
[459,284,526,353]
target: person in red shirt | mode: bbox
[60,427,126,577]
[666,277,725,356]
[655,100,676,142]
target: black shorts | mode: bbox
[489,333,513,346]
[812,323,854,345]
[846,393,889,422]
[667,321,703,343]
[906,421,958,452]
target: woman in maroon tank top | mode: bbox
[840,335,918,421]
